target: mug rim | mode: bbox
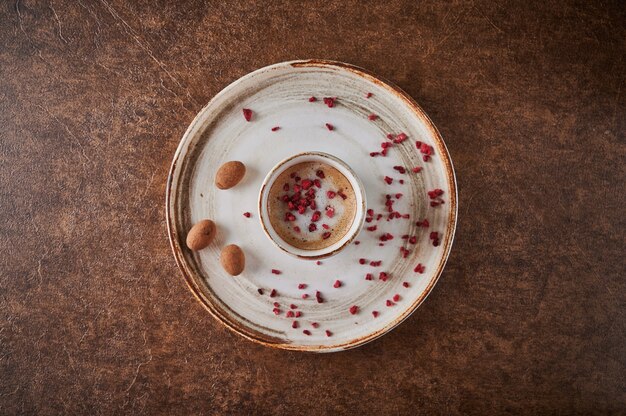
[258,151,366,259]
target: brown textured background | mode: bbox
[1,0,625,414]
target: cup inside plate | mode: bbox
[258,152,366,259]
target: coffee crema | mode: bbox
[267,161,357,251]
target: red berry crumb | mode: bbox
[323,97,336,108]
[243,212,251,218]
[420,142,433,155]
[414,263,425,273]
[403,282,410,288]
[242,108,252,121]
[416,219,429,228]
[303,330,311,336]
[292,321,299,329]
[393,294,400,302]
[270,289,277,297]
[366,92,373,98]
[394,133,408,143]
[368,114,378,121]
[325,123,334,131]
[333,280,342,288]
[309,96,317,102]
[427,189,445,199]
[349,305,359,315]
[429,231,440,246]
[325,330,332,337]
[380,233,394,242]
[271,269,281,275]
[372,311,379,318]
[271,126,280,132]
[298,283,307,289]
[311,322,320,328]
[315,291,324,303]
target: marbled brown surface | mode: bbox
[1,0,624,414]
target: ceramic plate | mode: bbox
[166,60,457,352]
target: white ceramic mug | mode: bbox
[258,152,366,259]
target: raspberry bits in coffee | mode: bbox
[267,161,357,250]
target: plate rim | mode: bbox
[165,59,458,352]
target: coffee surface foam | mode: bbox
[268,161,357,251]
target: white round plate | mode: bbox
[166,60,457,352]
